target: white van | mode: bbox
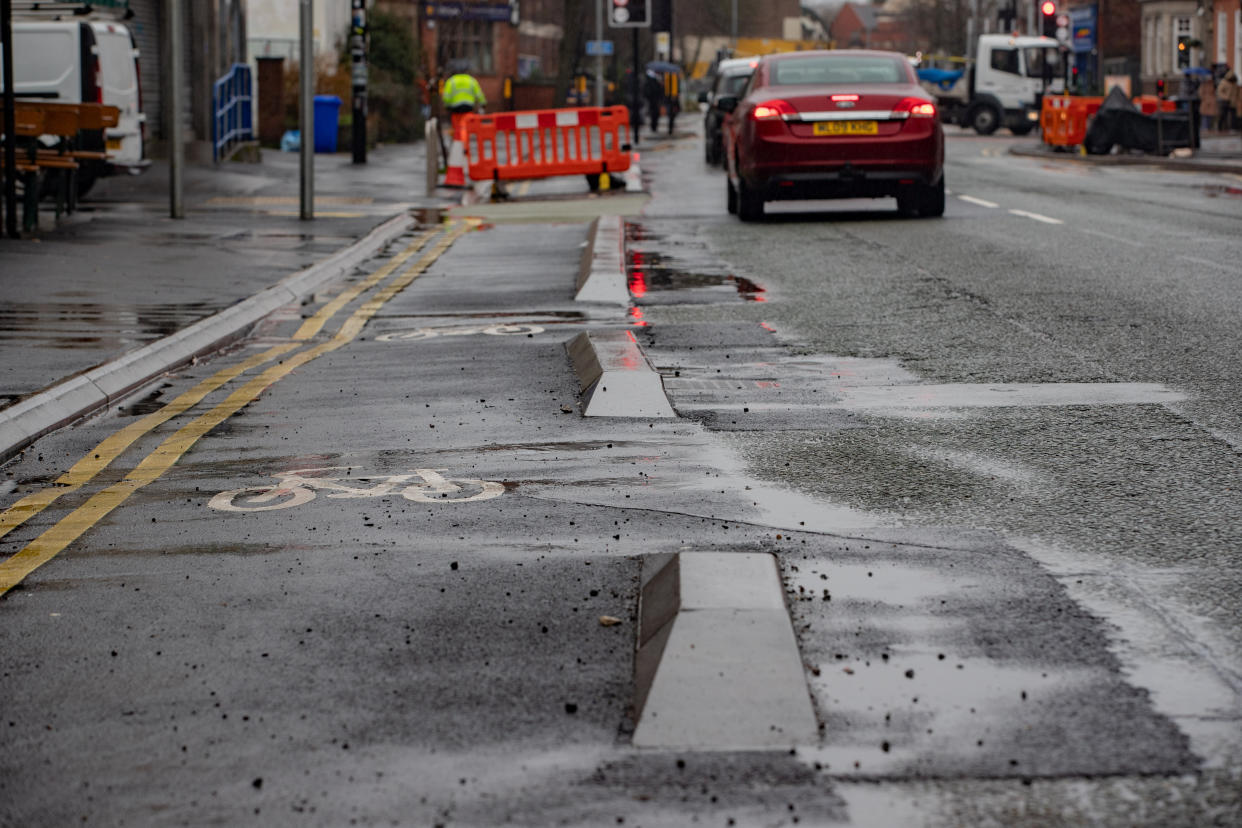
[2,19,147,190]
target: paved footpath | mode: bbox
[0,142,452,461]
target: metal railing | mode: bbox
[211,63,254,163]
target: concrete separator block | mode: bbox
[632,552,820,750]
[566,331,675,418]
[0,213,416,462]
[573,215,630,305]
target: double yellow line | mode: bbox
[0,220,470,597]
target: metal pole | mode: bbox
[350,0,367,164]
[595,0,604,107]
[632,26,641,144]
[2,0,18,237]
[299,0,314,219]
[167,0,184,219]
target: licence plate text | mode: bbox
[812,121,878,136]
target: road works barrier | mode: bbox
[462,105,632,194]
[1041,94,1180,149]
[1041,95,1103,148]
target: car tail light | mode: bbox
[750,99,796,121]
[830,94,860,103]
[894,97,936,118]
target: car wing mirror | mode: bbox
[715,95,739,114]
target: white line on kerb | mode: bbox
[1009,208,1064,225]
[959,195,1000,208]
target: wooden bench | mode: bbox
[2,102,120,230]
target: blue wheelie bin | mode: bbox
[313,95,343,153]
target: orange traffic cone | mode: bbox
[443,114,468,188]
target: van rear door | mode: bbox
[90,22,145,166]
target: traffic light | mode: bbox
[1155,78,1166,99]
[1176,36,1191,69]
[1040,1,1057,37]
[609,0,649,27]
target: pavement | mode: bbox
[1009,129,1242,173]
[3,124,1241,464]
[0,141,457,461]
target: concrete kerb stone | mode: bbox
[0,213,417,463]
[566,330,675,418]
[632,552,821,750]
[574,215,630,306]
[1009,142,1242,174]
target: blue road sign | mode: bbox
[586,40,615,56]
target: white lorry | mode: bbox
[918,34,1064,135]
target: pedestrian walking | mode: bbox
[644,68,664,134]
[1217,70,1237,131]
[441,60,487,125]
[1199,75,1218,133]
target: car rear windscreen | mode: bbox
[772,56,906,85]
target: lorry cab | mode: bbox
[969,34,1063,134]
[1,18,147,191]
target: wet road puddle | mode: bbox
[625,220,765,305]
[0,300,229,350]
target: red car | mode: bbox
[720,50,945,221]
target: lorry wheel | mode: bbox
[969,105,1000,135]
[1010,123,1035,136]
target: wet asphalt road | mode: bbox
[1,126,1241,826]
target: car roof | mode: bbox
[716,57,757,75]
[763,49,908,63]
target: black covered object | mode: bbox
[1084,85,1194,155]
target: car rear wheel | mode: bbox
[726,175,738,214]
[919,176,945,217]
[969,105,1000,135]
[737,179,764,222]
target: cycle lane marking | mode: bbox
[206,467,505,512]
[375,323,546,342]
[0,229,440,545]
[0,221,471,597]
[292,228,437,341]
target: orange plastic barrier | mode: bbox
[462,105,632,183]
[1041,95,1103,147]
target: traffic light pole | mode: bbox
[351,0,367,164]
[595,0,604,107]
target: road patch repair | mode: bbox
[566,330,675,418]
[632,552,820,749]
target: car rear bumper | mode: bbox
[755,166,941,201]
[740,127,943,200]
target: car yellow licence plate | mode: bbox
[813,121,878,136]
[106,138,123,150]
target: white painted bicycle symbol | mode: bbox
[375,323,544,342]
[208,467,505,512]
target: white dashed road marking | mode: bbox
[1009,208,1064,224]
[959,195,1000,208]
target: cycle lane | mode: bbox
[0,208,858,825]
